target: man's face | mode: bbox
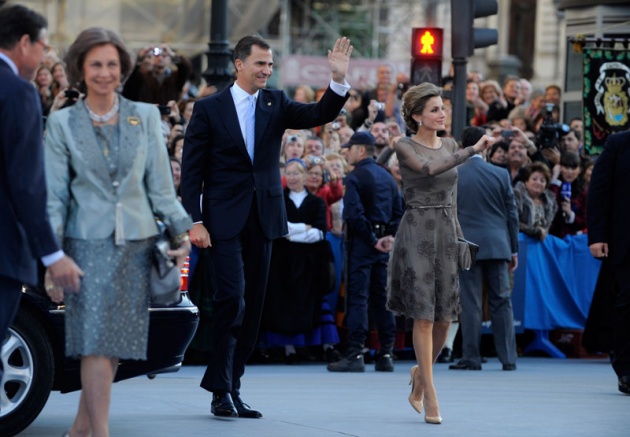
[19,29,49,80]
[235,45,273,94]
[305,139,323,156]
[561,131,580,152]
[504,79,520,100]
[508,141,527,165]
[345,144,362,165]
[371,122,389,149]
[377,65,392,84]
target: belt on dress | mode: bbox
[406,204,452,210]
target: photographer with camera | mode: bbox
[122,43,191,105]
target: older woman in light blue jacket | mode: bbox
[44,28,191,437]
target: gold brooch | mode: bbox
[127,116,140,126]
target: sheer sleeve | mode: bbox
[395,137,475,177]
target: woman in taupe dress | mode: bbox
[387,83,493,424]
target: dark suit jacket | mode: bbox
[456,156,519,261]
[587,130,630,267]
[181,85,347,240]
[0,59,59,285]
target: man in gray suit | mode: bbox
[450,126,519,371]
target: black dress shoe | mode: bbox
[618,376,630,395]
[449,360,481,370]
[502,363,517,371]
[211,392,238,417]
[232,394,263,418]
[437,347,454,363]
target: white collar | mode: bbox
[0,52,18,76]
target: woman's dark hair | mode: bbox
[0,4,47,49]
[64,27,133,94]
[560,150,580,169]
[488,140,510,160]
[401,82,442,133]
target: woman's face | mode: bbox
[389,161,402,186]
[284,140,304,160]
[184,101,195,121]
[560,163,581,183]
[82,44,121,98]
[328,158,345,179]
[416,96,446,132]
[491,147,508,165]
[173,138,184,161]
[306,164,324,193]
[52,64,66,82]
[584,165,593,185]
[482,87,498,104]
[525,171,547,199]
[466,82,479,102]
[36,67,52,87]
[294,88,309,103]
[284,162,306,192]
[170,160,181,188]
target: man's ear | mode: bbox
[234,59,243,74]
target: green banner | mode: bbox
[583,48,630,155]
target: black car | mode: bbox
[0,260,199,436]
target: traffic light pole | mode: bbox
[451,57,467,141]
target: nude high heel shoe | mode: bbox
[423,394,442,425]
[408,365,423,414]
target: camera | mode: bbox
[396,82,409,99]
[158,104,171,116]
[287,134,299,143]
[64,89,79,99]
[374,102,385,111]
[331,121,341,130]
[535,103,570,149]
[152,47,163,56]
[307,155,323,165]
[501,130,515,138]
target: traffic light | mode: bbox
[451,0,498,59]
[410,27,443,86]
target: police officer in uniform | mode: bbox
[328,132,403,372]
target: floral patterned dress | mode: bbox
[387,137,468,322]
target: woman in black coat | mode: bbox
[260,158,338,362]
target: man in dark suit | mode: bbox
[450,126,519,371]
[0,4,82,387]
[181,35,352,418]
[587,130,630,394]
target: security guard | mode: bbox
[328,132,403,372]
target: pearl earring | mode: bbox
[418,120,423,127]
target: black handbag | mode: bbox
[150,222,182,306]
[457,237,479,270]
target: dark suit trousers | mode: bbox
[611,253,630,378]
[0,275,23,381]
[459,260,517,366]
[200,196,272,395]
[345,239,395,354]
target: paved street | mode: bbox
[18,357,629,437]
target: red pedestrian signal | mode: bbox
[412,28,443,60]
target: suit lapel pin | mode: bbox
[127,116,140,126]
[267,102,271,106]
